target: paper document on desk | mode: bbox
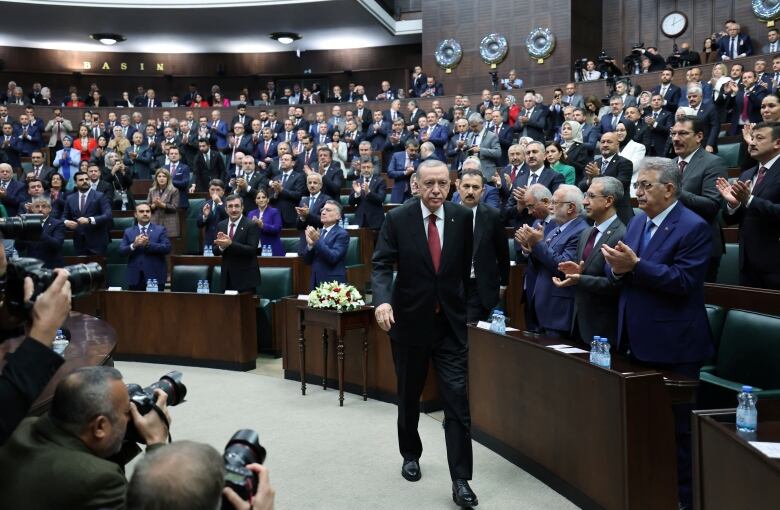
[547,344,589,354]
[475,321,519,332]
[749,441,780,458]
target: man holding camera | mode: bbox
[0,366,171,509]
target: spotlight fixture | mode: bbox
[90,33,126,46]
[270,32,301,45]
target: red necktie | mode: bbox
[754,166,767,193]
[678,160,687,175]
[510,166,518,182]
[228,222,235,239]
[265,141,270,153]
[581,227,599,261]
[428,214,441,312]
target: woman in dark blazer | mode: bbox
[86,90,107,108]
[247,188,284,255]
[560,120,590,184]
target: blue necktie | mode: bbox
[639,220,654,255]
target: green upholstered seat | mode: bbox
[186,198,207,254]
[705,304,727,353]
[105,239,128,264]
[257,267,293,302]
[210,266,223,293]
[339,195,350,205]
[716,243,739,285]
[112,216,135,232]
[281,237,300,255]
[507,238,516,263]
[718,143,742,168]
[345,236,361,268]
[344,213,356,225]
[106,264,128,289]
[62,239,76,257]
[171,265,209,293]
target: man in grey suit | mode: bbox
[43,108,72,153]
[671,115,727,281]
[563,83,585,109]
[553,176,626,344]
[466,113,501,179]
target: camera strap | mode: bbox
[150,402,173,443]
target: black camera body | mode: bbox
[222,429,266,507]
[125,371,187,444]
[0,214,44,241]
[489,71,499,91]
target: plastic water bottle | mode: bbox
[598,338,611,369]
[151,279,159,292]
[203,244,212,256]
[261,245,270,257]
[146,278,154,292]
[736,386,758,433]
[8,247,18,260]
[489,309,506,334]
[202,279,210,294]
[343,216,349,228]
[52,329,69,356]
[196,280,204,294]
[589,336,601,365]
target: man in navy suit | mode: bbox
[269,153,307,228]
[516,184,588,337]
[364,111,389,152]
[419,112,448,161]
[683,86,719,153]
[515,93,548,143]
[387,141,419,203]
[17,197,64,268]
[722,70,767,135]
[349,158,387,230]
[579,132,635,225]
[166,147,191,209]
[603,157,713,510]
[451,157,500,209]
[717,21,753,61]
[14,113,41,156]
[119,203,171,291]
[651,68,682,113]
[642,94,674,156]
[254,127,278,167]
[208,110,229,151]
[599,96,625,135]
[296,173,332,230]
[302,199,349,290]
[0,163,26,216]
[310,146,344,199]
[196,179,228,249]
[63,171,112,256]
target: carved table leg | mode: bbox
[362,328,368,401]
[298,319,306,396]
[337,333,345,407]
[322,329,329,390]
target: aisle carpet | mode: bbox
[118,361,578,510]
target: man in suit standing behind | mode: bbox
[652,68,682,113]
[718,121,780,289]
[196,179,227,249]
[269,153,307,228]
[579,132,634,225]
[119,203,171,291]
[552,176,626,343]
[193,140,227,192]
[602,157,713,510]
[387,140,419,203]
[63,171,112,256]
[466,113,501,179]
[302,200,350,289]
[515,93,548,143]
[349,158,387,231]
[213,194,260,293]
[18,197,64,268]
[372,160,478,508]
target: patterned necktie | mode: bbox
[80,193,86,212]
[529,173,538,185]
[229,222,236,239]
[678,160,687,175]
[601,159,609,175]
[281,173,289,186]
[581,227,599,261]
[141,225,147,236]
[754,166,768,193]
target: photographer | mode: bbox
[0,241,70,443]
[0,365,171,509]
[127,441,276,510]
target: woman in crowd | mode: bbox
[73,125,96,162]
[87,90,107,108]
[545,142,576,185]
[52,135,80,187]
[192,93,210,108]
[257,91,272,106]
[212,92,231,107]
[147,168,180,237]
[36,87,53,106]
[107,126,130,158]
[701,37,718,64]
[560,120,589,183]
[504,95,520,127]
[89,135,109,167]
[248,188,284,256]
[328,130,348,168]
[47,172,67,217]
[119,91,134,108]
[637,90,653,112]
[710,63,731,122]
[583,96,601,125]
[615,119,646,194]
[64,92,85,108]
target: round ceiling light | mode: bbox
[270,32,301,45]
[90,33,126,45]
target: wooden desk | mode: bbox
[704,283,780,316]
[101,290,257,370]
[692,402,780,510]
[171,254,306,295]
[469,325,690,510]
[0,312,116,415]
[297,305,372,406]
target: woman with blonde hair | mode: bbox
[147,168,181,237]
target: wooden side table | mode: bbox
[297,305,373,406]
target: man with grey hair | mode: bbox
[516,184,587,336]
[683,84,719,153]
[0,366,172,509]
[446,117,470,172]
[466,113,501,178]
[17,195,64,268]
[602,156,712,510]
[515,92,548,142]
[552,176,626,344]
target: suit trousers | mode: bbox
[391,314,473,480]
[740,263,780,290]
[465,278,491,323]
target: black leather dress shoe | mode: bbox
[452,479,478,507]
[401,459,421,481]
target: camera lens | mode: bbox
[0,215,44,241]
[63,262,105,298]
[147,370,187,406]
[224,429,266,468]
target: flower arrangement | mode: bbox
[308,281,365,312]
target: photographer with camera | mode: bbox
[0,366,174,509]
[0,240,70,443]
[127,437,276,510]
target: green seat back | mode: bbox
[507,238,516,263]
[62,239,76,257]
[384,194,392,204]
[257,267,292,301]
[171,265,209,293]
[112,217,135,231]
[717,243,739,285]
[186,198,207,254]
[210,266,223,293]
[281,237,300,254]
[705,304,727,353]
[718,143,742,168]
[344,213,356,225]
[345,236,361,267]
[339,195,350,206]
[106,264,128,289]
[105,239,128,264]
[714,309,780,390]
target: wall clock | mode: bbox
[661,11,688,38]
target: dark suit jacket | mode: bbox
[119,222,172,287]
[571,218,626,343]
[515,107,548,142]
[316,163,344,198]
[472,203,510,312]
[348,175,387,229]
[726,86,768,135]
[609,203,713,363]
[270,171,307,227]
[63,190,112,255]
[675,149,727,258]
[645,109,674,156]
[372,199,473,345]
[214,216,261,291]
[695,104,720,150]
[302,224,350,289]
[196,199,228,247]
[451,186,500,209]
[365,121,390,151]
[168,163,191,208]
[193,151,227,191]
[387,151,419,203]
[17,216,64,268]
[503,166,565,238]
[578,155,634,225]
[717,34,753,59]
[599,112,624,135]
[1,179,27,216]
[652,83,682,113]
[723,161,780,284]
[296,193,332,230]
[406,109,426,129]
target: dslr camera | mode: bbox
[489,71,499,91]
[222,429,266,508]
[125,371,187,444]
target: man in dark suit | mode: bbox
[0,163,26,216]
[717,21,753,61]
[63,171,112,256]
[719,121,780,289]
[489,110,513,166]
[552,176,626,343]
[302,199,350,290]
[230,104,254,131]
[13,113,42,156]
[387,140,419,203]
[295,173,332,230]
[372,160,478,508]
[685,86,719,153]
[405,100,425,132]
[642,94,674,156]
[196,179,228,249]
[228,122,256,162]
[446,118,471,173]
[364,110,389,152]
[230,155,268,213]
[269,153,307,228]
[671,116,728,282]
[208,110,229,151]
[193,140,227,192]
[451,157,500,209]
[213,194,260,292]
[384,99,405,124]
[492,143,528,207]
[166,147,191,209]
[515,93,548,142]
[0,366,171,508]
[722,70,768,135]
[135,88,161,108]
[651,68,682,113]
[455,169,509,322]
[578,132,634,225]
[17,197,64,268]
[311,146,344,199]
[119,203,172,291]
[349,158,387,230]
[516,184,588,337]
[26,150,54,184]
[353,99,373,132]
[125,131,156,179]
[599,96,626,135]
[603,158,713,510]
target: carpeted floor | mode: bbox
[118,361,579,510]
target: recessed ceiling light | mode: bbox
[270,32,301,45]
[90,33,126,45]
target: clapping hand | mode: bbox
[715,176,750,208]
[214,231,231,249]
[552,260,584,288]
[585,161,601,178]
[352,180,362,195]
[601,241,638,274]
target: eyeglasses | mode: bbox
[632,181,660,191]
[584,192,608,199]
